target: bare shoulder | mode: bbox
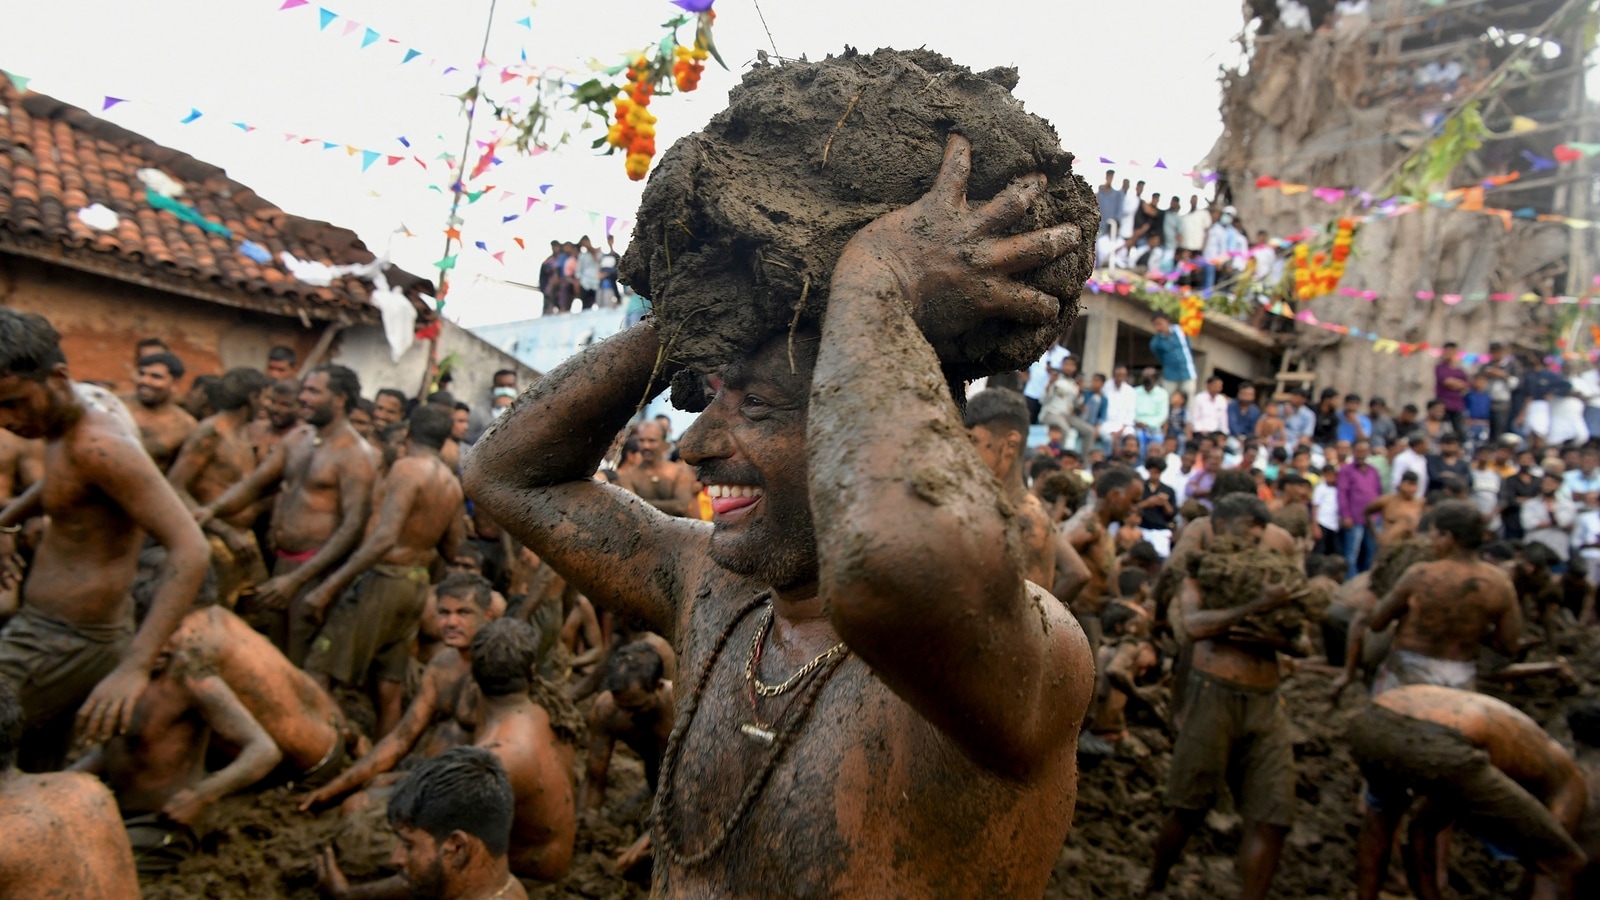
[64,406,151,471]
[1031,580,1094,688]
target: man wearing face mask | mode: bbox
[1201,206,1248,292]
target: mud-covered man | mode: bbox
[615,420,697,517]
[1335,500,1520,699]
[1348,685,1587,900]
[466,136,1094,894]
[583,640,675,811]
[0,311,210,771]
[964,388,1062,587]
[197,365,376,664]
[1065,465,1140,655]
[1147,493,1308,900]
[0,426,43,614]
[123,351,197,471]
[300,403,464,735]
[245,378,305,463]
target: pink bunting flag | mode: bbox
[524,197,539,213]
[279,0,308,9]
[1311,187,1346,204]
[492,251,506,264]
[341,20,362,38]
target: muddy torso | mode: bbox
[173,608,341,769]
[0,428,42,500]
[1394,560,1513,661]
[1376,496,1425,546]
[1075,517,1118,617]
[476,703,578,881]
[619,461,690,503]
[125,400,196,471]
[654,574,1078,897]
[269,428,370,555]
[188,414,261,529]
[24,410,149,625]
[1018,492,1057,589]
[101,668,206,814]
[0,773,141,899]
[367,454,463,567]
[245,421,303,466]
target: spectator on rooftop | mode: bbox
[1163,196,1182,251]
[1118,179,1140,244]
[1148,313,1197,396]
[1200,205,1248,291]
[1096,170,1123,238]
[1179,196,1209,254]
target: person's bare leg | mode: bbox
[1405,803,1448,900]
[374,679,404,740]
[1238,823,1287,900]
[1356,806,1404,900]
[1145,808,1205,895]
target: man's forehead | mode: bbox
[714,336,815,395]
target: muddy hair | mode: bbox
[470,618,539,698]
[137,351,186,380]
[0,309,65,378]
[311,364,362,413]
[407,403,453,451]
[214,368,272,413]
[1431,500,1486,550]
[1094,465,1138,498]
[1102,600,1142,637]
[0,678,19,770]
[1212,469,1259,501]
[603,641,665,694]
[436,572,493,611]
[388,747,514,858]
[1214,493,1272,528]
[962,387,1031,437]
[1567,700,1600,748]
[1117,569,1148,598]
[1036,470,1087,513]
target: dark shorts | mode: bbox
[263,736,348,791]
[1164,671,1296,826]
[304,565,429,687]
[0,607,133,771]
[125,812,198,876]
[1347,704,1582,871]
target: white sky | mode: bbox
[1,0,1245,327]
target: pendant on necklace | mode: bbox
[739,723,775,745]
[312,436,323,447]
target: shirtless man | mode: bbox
[1366,470,1426,548]
[1147,494,1308,900]
[1169,469,1301,562]
[302,573,494,809]
[0,428,43,612]
[615,420,696,517]
[1348,685,1587,900]
[165,600,349,786]
[0,311,210,771]
[197,365,376,664]
[584,641,675,812]
[1065,466,1140,656]
[0,678,141,897]
[72,636,282,874]
[318,619,577,896]
[300,403,464,735]
[322,748,529,900]
[964,388,1057,587]
[467,136,1095,895]
[1086,598,1161,743]
[245,378,304,463]
[1334,500,1520,700]
[123,351,197,471]
[168,367,274,605]
[373,388,407,431]
[1568,701,1600,896]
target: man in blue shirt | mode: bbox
[1336,393,1372,444]
[1096,170,1123,238]
[1149,313,1197,396]
[1228,383,1263,438]
[1282,392,1316,448]
[1081,372,1110,456]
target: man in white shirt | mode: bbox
[1022,342,1071,424]
[1102,365,1139,444]
[1201,206,1248,291]
[1523,472,1577,566]
[1119,179,1140,245]
[1391,434,1431,497]
[1189,374,1231,436]
[1179,196,1210,253]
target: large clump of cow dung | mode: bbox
[1188,536,1310,639]
[619,47,1099,410]
[1369,538,1433,597]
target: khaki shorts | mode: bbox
[304,565,429,687]
[1347,704,1582,872]
[1163,671,1296,826]
[0,607,133,772]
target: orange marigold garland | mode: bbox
[1179,293,1205,337]
[607,57,658,181]
[1294,218,1356,300]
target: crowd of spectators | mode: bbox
[537,235,622,315]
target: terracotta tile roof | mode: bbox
[0,75,434,324]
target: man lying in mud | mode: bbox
[466,135,1095,894]
[583,640,675,812]
[1335,500,1520,700]
[0,310,210,772]
[1348,685,1587,900]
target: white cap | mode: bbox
[1223,205,1238,215]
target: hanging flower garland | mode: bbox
[1293,218,1356,300]
[1179,294,1205,337]
[592,9,723,180]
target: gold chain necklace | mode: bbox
[743,606,848,698]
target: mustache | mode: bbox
[694,461,762,487]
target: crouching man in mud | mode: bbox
[0,310,210,772]
[1348,685,1587,900]
[466,135,1095,895]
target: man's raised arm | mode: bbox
[462,324,706,641]
[808,135,1092,779]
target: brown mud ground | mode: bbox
[145,633,1598,899]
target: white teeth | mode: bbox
[707,484,763,500]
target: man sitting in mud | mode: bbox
[301,573,494,810]
[1147,494,1307,900]
[466,134,1095,894]
[584,641,676,813]
[198,366,376,665]
[71,623,283,874]
[165,595,351,789]
[615,420,697,517]
[168,366,274,606]
[317,620,579,895]
[1347,684,1587,900]
[0,310,210,772]
[964,388,1057,587]
[300,403,464,737]
[418,545,507,665]
[1065,466,1140,656]
[0,678,141,898]
[123,351,197,471]
[1336,500,1520,698]
[1085,593,1160,744]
